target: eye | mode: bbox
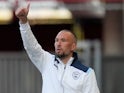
[61,38,66,42]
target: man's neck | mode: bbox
[60,54,73,64]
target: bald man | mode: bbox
[15,4,100,93]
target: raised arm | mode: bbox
[15,4,51,72]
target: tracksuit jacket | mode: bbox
[19,22,100,93]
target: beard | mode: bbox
[55,52,68,59]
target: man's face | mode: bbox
[54,31,76,59]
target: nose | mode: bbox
[57,41,61,45]
[55,40,61,47]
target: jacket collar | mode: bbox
[72,52,78,62]
[54,52,78,64]
[71,52,89,72]
[54,52,89,72]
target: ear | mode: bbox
[71,43,76,51]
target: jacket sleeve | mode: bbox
[82,68,100,93]
[19,22,51,72]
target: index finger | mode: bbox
[27,3,30,11]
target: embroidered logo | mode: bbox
[72,71,80,80]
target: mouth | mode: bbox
[56,48,61,51]
[56,48,62,53]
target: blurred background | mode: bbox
[0,0,123,93]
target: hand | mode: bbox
[15,3,30,24]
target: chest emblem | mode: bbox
[72,71,81,80]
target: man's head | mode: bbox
[54,29,77,59]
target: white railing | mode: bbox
[0,52,42,93]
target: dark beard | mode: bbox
[55,53,68,59]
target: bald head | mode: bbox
[58,29,77,44]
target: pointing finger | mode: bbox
[27,3,30,11]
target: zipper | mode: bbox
[64,66,66,69]
[61,65,66,93]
